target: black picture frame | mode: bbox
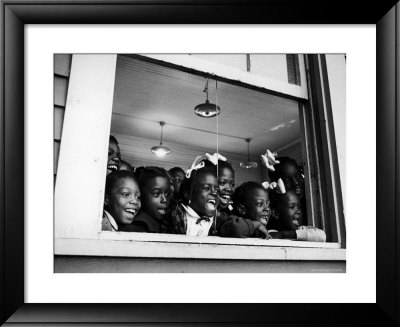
[1,0,399,325]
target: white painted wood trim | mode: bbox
[55,237,345,261]
[317,54,342,244]
[54,54,117,239]
[98,231,341,248]
[298,54,308,99]
[143,54,308,100]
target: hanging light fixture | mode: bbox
[240,138,258,168]
[194,77,220,118]
[151,121,171,157]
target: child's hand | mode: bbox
[254,223,272,239]
[262,231,272,240]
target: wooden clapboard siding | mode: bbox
[54,55,71,178]
[54,54,72,77]
[54,141,61,175]
[114,133,263,186]
[54,106,65,140]
[54,106,64,176]
[54,75,69,107]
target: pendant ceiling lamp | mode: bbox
[194,77,220,118]
[240,138,258,169]
[151,121,171,157]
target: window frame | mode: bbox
[54,53,346,262]
[55,232,345,261]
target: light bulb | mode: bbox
[151,145,171,157]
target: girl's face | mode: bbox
[107,141,121,174]
[244,188,271,226]
[118,161,131,172]
[280,162,298,178]
[105,177,141,225]
[217,167,235,209]
[190,173,219,217]
[141,176,171,220]
[280,162,303,197]
[171,170,185,197]
[277,191,303,230]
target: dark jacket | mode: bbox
[119,210,172,234]
[169,203,231,236]
[220,215,257,238]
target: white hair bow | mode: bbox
[262,178,286,194]
[185,161,205,178]
[186,153,227,178]
[205,153,227,166]
[261,149,280,171]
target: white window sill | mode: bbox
[55,232,345,261]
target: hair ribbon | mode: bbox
[185,161,205,178]
[205,153,226,166]
[261,149,280,171]
[262,178,286,194]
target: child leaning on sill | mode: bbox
[267,188,326,242]
[219,181,272,239]
[169,161,220,237]
[102,170,141,231]
[119,166,173,234]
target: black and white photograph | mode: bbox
[3,0,400,324]
[54,53,346,273]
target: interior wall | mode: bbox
[276,141,303,163]
[114,132,263,186]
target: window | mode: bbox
[54,54,345,269]
[286,54,301,85]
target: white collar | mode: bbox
[181,204,201,219]
[104,210,119,231]
[181,204,214,222]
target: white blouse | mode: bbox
[181,204,214,237]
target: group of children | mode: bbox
[102,135,326,242]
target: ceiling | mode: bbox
[111,55,301,158]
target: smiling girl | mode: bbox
[268,189,326,242]
[203,159,235,236]
[120,166,172,233]
[102,170,141,231]
[170,162,219,237]
[107,135,121,175]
